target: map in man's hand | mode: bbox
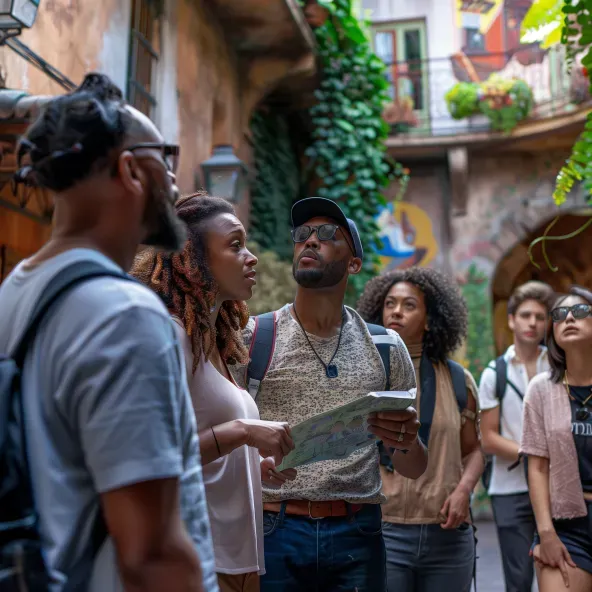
[276,390,416,471]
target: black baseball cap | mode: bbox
[291,197,364,260]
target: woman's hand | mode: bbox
[260,457,297,488]
[238,419,294,465]
[439,484,471,529]
[533,530,577,588]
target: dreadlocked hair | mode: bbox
[131,193,250,372]
[357,267,468,363]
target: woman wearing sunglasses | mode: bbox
[521,286,592,592]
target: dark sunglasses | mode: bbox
[550,303,592,323]
[576,406,590,421]
[291,224,354,254]
[127,142,180,174]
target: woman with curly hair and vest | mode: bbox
[521,286,592,592]
[131,193,295,592]
[357,267,485,592]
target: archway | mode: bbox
[491,208,592,354]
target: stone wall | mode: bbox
[379,148,590,374]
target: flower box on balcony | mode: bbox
[383,97,419,135]
[445,75,534,134]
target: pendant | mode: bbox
[326,364,338,378]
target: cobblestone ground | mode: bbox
[475,520,538,592]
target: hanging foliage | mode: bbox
[249,110,301,261]
[303,0,409,301]
[527,0,592,270]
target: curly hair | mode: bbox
[131,193,250,372]
[357,267,468,362]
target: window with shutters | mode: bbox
[127,0,160,118]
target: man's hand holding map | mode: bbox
[276,390,416,471]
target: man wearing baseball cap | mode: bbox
[232,197,427,591]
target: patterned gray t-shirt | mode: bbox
[233,304,416,504]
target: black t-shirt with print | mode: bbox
[570,385,592,493]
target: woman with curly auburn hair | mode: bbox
[520,286,592,592]
[131,193,295,592]
[357,267,484,592]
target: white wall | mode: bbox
[363,0,471,135]
[99,0,132,93]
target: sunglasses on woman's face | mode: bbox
[550,303,592,323]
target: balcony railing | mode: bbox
[383,45,590,138]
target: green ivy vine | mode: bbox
[528,0,592,270]
[249,110,301,261]
[304,0,408,300]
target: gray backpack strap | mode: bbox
[365,323,391,390]
[246,311,277,399]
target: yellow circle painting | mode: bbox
[375,201,439,272]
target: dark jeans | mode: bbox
[383,521,475,592]
[490,493,536,592]
[260,503,386,592]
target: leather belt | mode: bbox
[263,500,363,519]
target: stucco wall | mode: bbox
[0,0,130,93]
[0,0,251,221]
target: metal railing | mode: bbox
[383,45,589,138]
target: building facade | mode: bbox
[363,0,592,373]
[0,0,315,280]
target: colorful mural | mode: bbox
[375,201,439,271]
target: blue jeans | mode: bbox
[383,521,476,592]
[261,503,386,592]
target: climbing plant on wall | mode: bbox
[249,110,301,261]
[460,265,495,382]
[525,0,592,269]
[304,0,408,301]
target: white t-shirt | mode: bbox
[174,320,264,576]
[479,345,550,495]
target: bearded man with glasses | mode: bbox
[231,197,427,592]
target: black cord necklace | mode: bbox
[291,303,345,378]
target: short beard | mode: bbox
[143,180,187,252]
[292,258,348,289]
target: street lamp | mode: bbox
[200,145,248,203]
[0,0,40,35]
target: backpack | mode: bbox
[481,355,525,491]
[0,261,133,591]
[245,311,468,461]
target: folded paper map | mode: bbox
[276,390,416,471]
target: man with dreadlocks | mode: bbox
[132,193,295,592]
[232,197,427,592]
[0,74,217,591]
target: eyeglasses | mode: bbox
[127,143,180,174]
[291,224,355,255]
[550,303,592,323]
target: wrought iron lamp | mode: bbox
[0,0,40,38]
[200,145,248,203]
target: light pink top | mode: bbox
[520,372,588,520]
[173,320,264,575]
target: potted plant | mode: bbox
[382,96,419,134]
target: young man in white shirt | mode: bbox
[479,281,555,592]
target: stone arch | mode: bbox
[490,194,592,354]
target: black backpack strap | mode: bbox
[12,260,132,367]
[418,351,436,445]
[246,311,277,399]
[494,355,507,402]
[365,323,391,390]
[447,359,468,413]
